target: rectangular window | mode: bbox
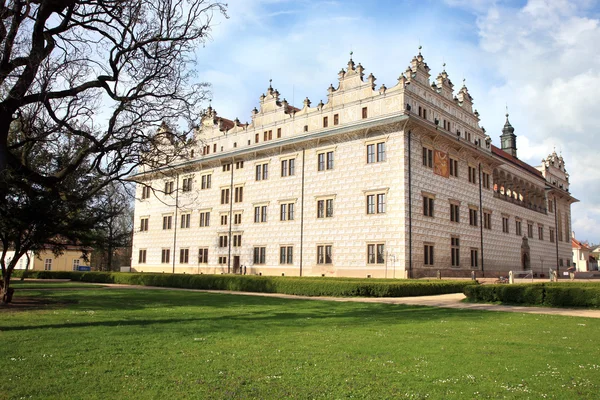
[280,246,293,264]
[482,172,491,189]
[180,249,189,264]
[334,114,339,125]
[72,259,80,271]
[44,258,53,270]
[264,131,268,141]
[367,144,375,164]
[516,220,522,236]
[182,177,193,192]
[362,107,368,119]
[317,199,334,218]
[483,211,492,230]
[450,204,460,223]
[234,212,242,225]
[468,166,477,184]
[255,133,259,143]
[233,234,242,247]
[538,226,544,240]
[140,217,149,232]
[199,211,210,227]
[366,194,387,214]
[218,256,227,265]
[326,151,334,170]
[222,164,231,172]
[280,203,295,221]
[236,161,244,169]
[469,208,478,227]
[317,245,333,264]
[422,147,433,168]
[180,213,191,229]
[367,244,385,264]
[323,116,328,128]
[470,249,478,268]
[527,222,534,239]
[550,228,555,243]
[253,247,266,264]
[141,186,151,199]
[198,248,208,264]
[254,206,268,223]
[255,163,269,181]
[201,174,211,189]
[220,214,228,226]
[219,235,228,248]
[277,128,282,138]
[424,244,434,266]
[138,250,146,264]
[423,196,434,217]
[164,181,174,195]
[234,186,244,203]
[221,188,230,205]
[502,216,509,233]
[449,158,458,177]
[162,215,173,230]
[281,159,295,177]
[451,237,460,267]
[367,142,386,163]
[161,249,170,264]
[548,199,554,213]
[268,130,272,140]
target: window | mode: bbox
[550,228,555,243]
[334,114,339,125]
[483,211,491,230]
[317,245,333,264]
[255,133,259,143]
[515,219,522,236]
[222,164,231,172]
[502,216,509,233]
[450,203,460,223]
[234,186,244,203]
[281,159,295,177]
[214,144,217,153]
[538,226,544,240]
[469,208,478,227]
[482,172,491,189]
[280,246,293,264]
[367,244,385,264]
[164,181,174,195]
[468,166,477,184]
[449,158,458,177]
[548,199,554,213]
[527,222,534,239]
[254,205,267,223]
[141,185,151,199]
[72,259,80,271]
[138,250,146,264]
[199,211,210,227]
[180,213,191,229]
[423,195,434,217]
[203,145,210,155]
[367,142,386,163]
[451,237,460,267]
[219,235,228,248]
[418,106,427,119]
[470,249,478,268]
[233,234,242,247]
[317,199,334,218]
[323,116,328,128]
[140,217,149,232]
[221,188,230,205]
[234,212,242,225]
[179,248,189,264]
[201,174,211,189]
[367,193,386,214]
[161,249,170,264]
[182,177,193,192]
[318,151,334,171]
[236,161,244,169]
[277,128,282,138]
[424,244,434,266]
[218,256,227,265]
[280,203,295,221]
[256,163,268,180]
[268,130,272,140]
[253,247,266,264]
[220,214,228,226]
[362,107,368,119]
[263,131,268,141]
[422,147,433,168]
[198,248,208,264]
[304,125,308,132]
[162,215,173,230]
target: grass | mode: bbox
[1,288,599,399]
[9,281,105,289]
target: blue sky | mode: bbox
[195,0,600,244]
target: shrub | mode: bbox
[11,271,477,298]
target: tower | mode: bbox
[500,112,517,157]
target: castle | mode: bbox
[132,49,576,278]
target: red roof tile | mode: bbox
[491,145,544,179]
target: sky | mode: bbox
[194,0,600,244]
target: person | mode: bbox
[243,265,247,275]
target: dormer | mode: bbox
[337,53,366,91]
[407,47,431,86]
[456,81,474,114]
[435,66,454,101]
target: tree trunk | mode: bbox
[20,253,31,281]
[1,272,14,304]
[107,243,113,272]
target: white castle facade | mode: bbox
[132,50,577,278]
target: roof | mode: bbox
[491,145,544,179]
[572,237,591,250]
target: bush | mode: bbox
[464,282,600,308]
[11,271,477,298]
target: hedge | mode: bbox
[464,282,600,308]
[9,271,477,298]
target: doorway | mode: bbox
[233,256,240,274]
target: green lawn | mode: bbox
[1,289,599,399]
[10,281,104,289]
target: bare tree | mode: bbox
[0,0,227,303]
